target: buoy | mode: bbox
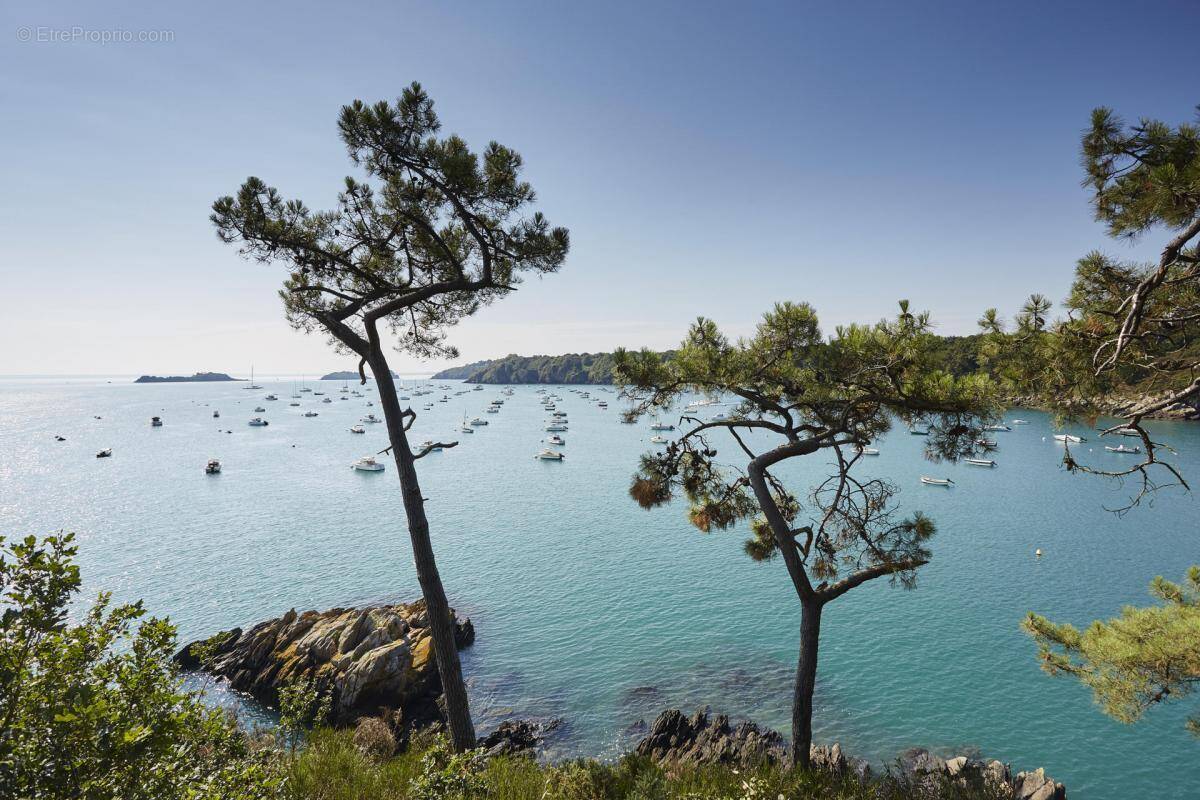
[1035,549,1043,558]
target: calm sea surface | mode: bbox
[1,375,1197,798]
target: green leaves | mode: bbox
[1024,568,1200,735]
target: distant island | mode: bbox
[320,369,399,381]
[134,372,241,384]
[431,336,989,385]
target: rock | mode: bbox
[634,709,787,767]
[174,600,474,728]
[477,719,561,758]
[1013,768,1067,800]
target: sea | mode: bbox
[0,375,1197,798]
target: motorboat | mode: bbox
[254,406,266,413]
[1053,434,1085,443]
[965,458,996,467]
[547,434,565,446]
[535,448,565,461]
[650,435,669,444]
[473,385,483,391]
[920,476,953,486]
[1105,444,1141,454]
[248,418,269,427]
[1116,428,1142,438]
[420,441,442,452]
[289,402,300,407]
[545,422,568,432]
[151,416,163,427]
[322,398,332,403]
[976,439,998,449]
[351,456,385,472]
[983,424,1011,432]
[362,414,382,423]
[650,419,675,431]
[1011,419,1029,425]
[470,417,488,426]
[213,410,220,418]
[858,447,880,456]
[265,394,278,401]
[909,429,930,436]
[303,411,319,417]
[349,425,365,434]
[96,448,112,458]
[205,459,221,475]
[486,406,499,413]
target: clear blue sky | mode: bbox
[2,0,1197,375]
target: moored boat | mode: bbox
[205,459,221,474]
[535,448,565,461]
[351,455,385,472]
[965,458,996,467]
[920,476,953,486]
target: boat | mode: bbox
[55,435,66,442]
[1105,444,1141,454]
[965,458,997,467]
[547,434,565,446]
[650,419,675,431]
[420,441,442,452]
[362,414,382,423]
[920,476,953,486]
[248,418,269,427]
[245,366,262,390]
[486,406,499,413]
[983,424,1011,432]
[205,459,221,475]
[976,439,998,449]
[151,416,163,427]
[470,417,488,426]
[535,448,565,461]
[858,447,880,456]
[1011,419,1029,425]
[351,456,385,472]
[1116,428,1142,438]
[909,429,930,436]
[349,425,365,434]
[265,394,278,401]
[303,411,319,417]
[213,410,220,418]
[96,448,112,458]
[289,402,300,407]
[322,398,332,404]
[1053,434,1085,443]
[650,435,669,444]
[254,406,266,413]
[545,422,568,432]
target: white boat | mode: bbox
[349,425,365,434]
[920,476,954,486]
[545,422,568,432]
[965,458,997,467]
[150,416,163,427]
[460,425,474,433]
[254,406,266,412]
[910,429,930,436]
[248,418,269,427]
[976,439,998,449]
[470,417,488,426]
[303,411,319,417]
[351,456,385,472]
[205,459,221,475]
[650,435,669,444]
[1053,434,1085,443]
[649,419,675,431]
[245,366,262,390]
[1011,419,1029,425]
[265,394,278,401]
[547,434,565,446]
[1116,428,1142,438]
[535,448,565,461]
[322,398,332,404]
[983,424,1011,432]
[858,447,880,456]
[362,414,382,423]
[420,441,442,452]
[486,406,499,413]
[1105,444,1141,454]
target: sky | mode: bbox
[2,0,1197,376]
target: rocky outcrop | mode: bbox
[175,601,475,728]
[634,710,1066,799]
[477,719,563,758]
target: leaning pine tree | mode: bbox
[211,82,569,751]
[614,301,998,767]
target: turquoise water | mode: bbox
[1,376,1197,798]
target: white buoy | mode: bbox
[1035,548,1043,558]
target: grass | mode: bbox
[281,728,1012,800]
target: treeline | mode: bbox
[433,337,987,384]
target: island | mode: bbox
[133,372,241,383]
[319,369,399,380]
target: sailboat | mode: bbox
[244,365,262,390]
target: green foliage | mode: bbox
[211,81,569,361]
[1024,567,1200,736]
[0,533,280,800]
[279,675,331,752]
[407,736,490,800]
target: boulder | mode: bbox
[634,709,786,767]
[174,600,474,728]
[477,718,562,758]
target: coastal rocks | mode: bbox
[478,719,563,758]
[175,601,474,728]
[633,709,787,767]
[635,710,1066,798]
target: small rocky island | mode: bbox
[134,372,240,383]
[175,601,473,728]
[320,369,399,380]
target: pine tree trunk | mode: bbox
[369,357,476,751]
[791,599,823,768]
